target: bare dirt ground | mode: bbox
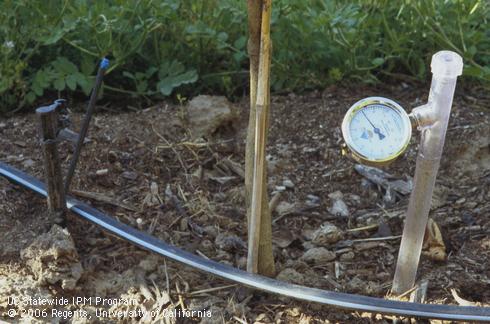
[0,83,489,323]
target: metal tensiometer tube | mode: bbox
[392,51,463,294]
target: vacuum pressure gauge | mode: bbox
[341,97,412,166]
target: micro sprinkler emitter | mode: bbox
[340,51,464,295]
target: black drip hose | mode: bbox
[0,162,489,322]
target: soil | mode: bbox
[0,83,489,323]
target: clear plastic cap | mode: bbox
[431,51,463,78]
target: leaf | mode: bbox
[66,74,77,90]
[34,70,51,88]
[157,69,198,96]
[233,36,247,50]
[371,57,384,67]
[52,57,78,75]
[173,69,198,84]
[25,91,36,103]
[54,78,66,91]
[81,57,95,75]
[233,52,246,63]
[145,66,158,78]
[464,65,482,78]
[41,28,65,45]
[123,71,135,79]
[157,80,174,96]
[76,75,92,95]
[135,72,146,80]
[159,60,185,79]
[32,83,44,96]
[136,80,148,94]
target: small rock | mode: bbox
[274,230,297,248]
[203,225,218,238]
[136,218,144,230]
[312,222,343,245]
[186,95,237,139]
[139,256,159,273]
[275,201,295,215]
[276,268,305,285]
[328,198,350,217]
[328,190,344,200]
[328,192,349,217]
[383,187,397,206]
[302,241,315,251]
[431,185,449,209]
[302,147,318,153]
[14,140,26,147]
[455,197,466,205]
[283,179,295,188]
[215,249,232,260]
[375,222,392,237]
[0,122,6,128]
[348,194,361,205]
[302,229,316,241]
[307,194,320,202]
[301,247,336,264]
[21,225,83,290]
[96,168,109,176]
[114,162,124,173]
[201,239,214,251]
[235,256,247,269]
[339,251,355,261]
[345,276,364,293]
[22,159,35,168]
[179,217,188,231]
[306,194,321,207]
[0,275,53,314]
[215,233,246,252]
[275,185,287,192]
[122,171,138,180]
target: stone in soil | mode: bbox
[311,222,344,245]
[186,95,237,139]
[20,225,83,290]
[275,201,295,215]
[276,268,305,285]
[283,179,295,188]
[215,233,246,252]
[327,192,350,217]
[301,247,336,264]
[0,273,53,312]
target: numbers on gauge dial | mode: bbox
[348,104,406,160]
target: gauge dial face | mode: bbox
[342,97,411,164]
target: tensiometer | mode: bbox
[341,97,412,166]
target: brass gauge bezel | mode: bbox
[341,97,412,166]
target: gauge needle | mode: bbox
[362,111,385,140]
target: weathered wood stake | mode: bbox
[246,0,275,275]
[37,103,66,225]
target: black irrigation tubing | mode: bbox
[1,161,489,322]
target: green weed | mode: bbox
[0,0,488,112]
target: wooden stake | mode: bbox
[37,104,66,225]
[247,0,274,274]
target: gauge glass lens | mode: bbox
[348,104,407,160]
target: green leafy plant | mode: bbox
[157,61,198,96]
[0,0,489,113]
